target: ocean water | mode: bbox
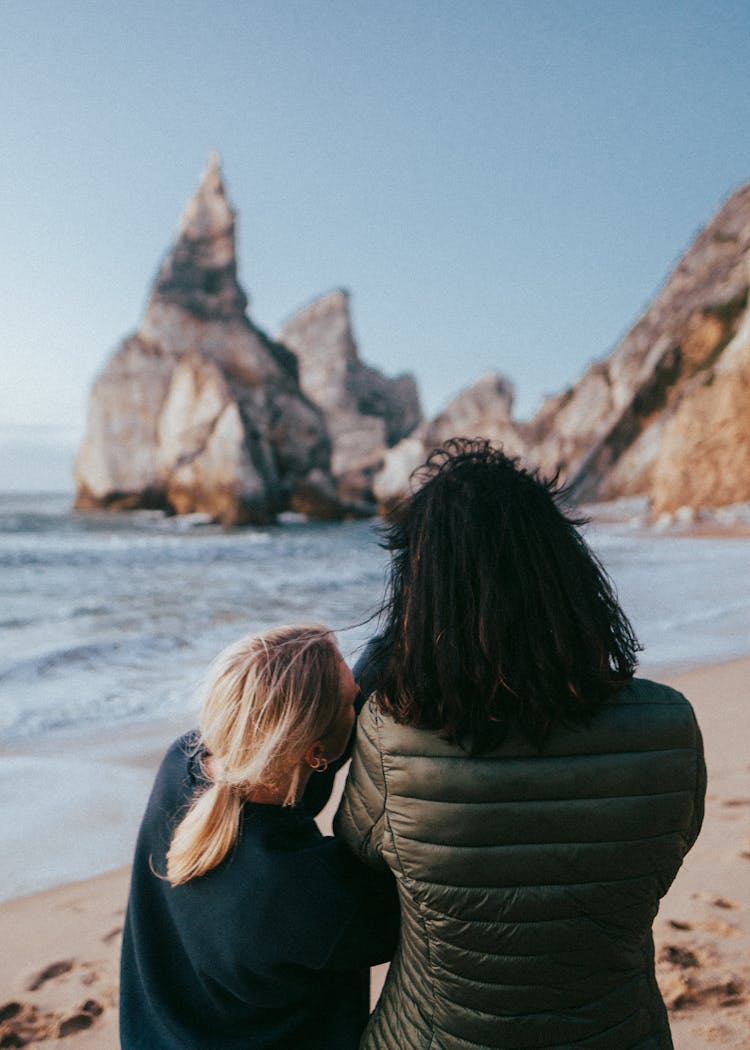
[1,492,749,901]
[0,494,390,743]
[2,492,749,744]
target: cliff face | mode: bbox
[277,290,421,505]
[75,156,342,524]
[529,182,750,512]
[372,181,750,514]
[648,308,750,513]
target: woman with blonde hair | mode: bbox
[120,624,398,1050]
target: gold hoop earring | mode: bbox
[310,755,329,773]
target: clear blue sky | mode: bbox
[2,0,749,435]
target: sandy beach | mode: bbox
[1,657,748,1049]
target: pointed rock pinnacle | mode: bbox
[150,153,249,321]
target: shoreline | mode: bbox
[1,656,748,1048]
[0,653,737,905]
[0,713,194,904]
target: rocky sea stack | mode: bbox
[278,289,421,505]
[76,161,750,522]
[74,155,421,524]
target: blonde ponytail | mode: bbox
[164,624,342,887]
[166,781,242,886]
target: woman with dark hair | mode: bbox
[336,439,705,1050]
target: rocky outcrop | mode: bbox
[373,374,528,507]
[528,182,750,511]
[277,290,421,505]
[649,306,750,512]
[371,182,750,514]
[75,155,349,524]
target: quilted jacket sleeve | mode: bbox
[686,710,707,852]
[334,698,389,869]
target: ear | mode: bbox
[304,742,325,769]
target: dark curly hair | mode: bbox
[372,439,639,750]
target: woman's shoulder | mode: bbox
[157,729,201,771]
[355,678,702,763]
[142,730,198,802]
[616,676,691,705]
[356,694,463,757]
[238,806,357,877]
[607,676,701,732]
[227,811,386,930]
[150,730,203,797]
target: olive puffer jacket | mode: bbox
[335,678,705,1050]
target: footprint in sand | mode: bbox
[0,998,105,1046]
[656,942,748,1013]
[712,896,740,910]
[691,891,744,913]
[54,1000,104,1037]
[2,959,113,1045]
[24,958,106,994]
[0,1004,23,1024]
[659,951,747,1013]
[659,944,701,969]
[672,978,746,1011]
[0,1000,43,1047]
[25,960,74,992]
[699,919,741,939]
[102,925,123,945]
